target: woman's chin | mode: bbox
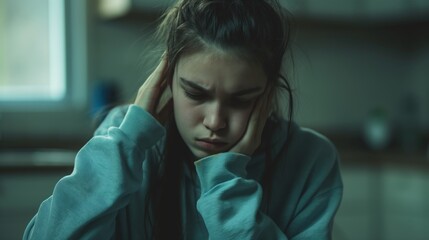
[189,149,210,160]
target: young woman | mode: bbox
[24,0,342,239]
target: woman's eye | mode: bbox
[184,91,205,101]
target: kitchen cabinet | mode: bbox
[333,165,379,240]
[380,166,429,240]
[0,150,75,239]
[0,171,71,240]
[282,0,429,21]
[98,0,429,22]
[98,0,175,19]
[333,146,429,240]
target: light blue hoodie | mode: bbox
[24,105,342,239]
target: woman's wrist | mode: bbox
[194,152,251,192]
[119,105,166,148]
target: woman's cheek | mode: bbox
[177,97,200,125]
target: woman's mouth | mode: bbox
[195,139,228,152]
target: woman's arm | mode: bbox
[194,150,342,240]
[23,105,165,240]
[195,153,288,240]
[24,56,171,239]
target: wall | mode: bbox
[92,21,159,104]
[293,23,402,132]
[291,21,428,135]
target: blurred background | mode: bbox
[0,0,428,239]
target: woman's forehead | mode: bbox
[175,48,267,90]
[179,46,261,67]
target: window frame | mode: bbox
[0,0,88,111]
[0,0,91,144]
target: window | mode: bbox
[0,0,66,102]
[0,0,89,142]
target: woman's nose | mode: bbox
[203,103,227,132]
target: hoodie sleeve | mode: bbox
[194,144,342,240]
[194,153,288,240]
[23,105,165,240]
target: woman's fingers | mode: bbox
[248,89,270,149]
[134,57,169,116]
[147,58,167,87]
[146,55,174,124]
[230,84,273,155]
[255,85,273,139]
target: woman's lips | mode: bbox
[195,139,228,152]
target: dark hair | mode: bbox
[145,0,294,239]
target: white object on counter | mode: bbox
[0,149,76,167]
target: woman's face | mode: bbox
[172,48,267,159]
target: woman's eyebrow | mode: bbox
[180,77,208,92]
[180,77,263,96]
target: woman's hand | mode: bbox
[134,57,173,125]
[229,85,273,156]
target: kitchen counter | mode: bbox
[1,135,428,171]
[0,149,76,172]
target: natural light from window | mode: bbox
[0,0,65,101]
